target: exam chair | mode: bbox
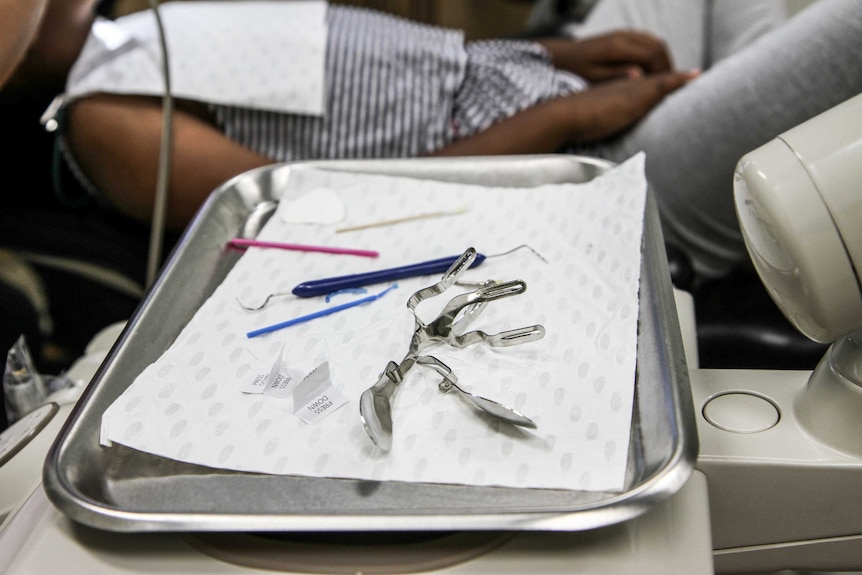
[0,204,155,376]
[0,63,150,384]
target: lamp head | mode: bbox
[734,94,862,344]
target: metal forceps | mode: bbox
[359,248,545,451]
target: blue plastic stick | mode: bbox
[246,284,398,338]
[291,253,486,298]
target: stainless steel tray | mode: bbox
[43,156,696,533]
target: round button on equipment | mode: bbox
[703,392,780,433]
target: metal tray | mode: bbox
[43,156,697,533]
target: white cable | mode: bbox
[145,0,173,289]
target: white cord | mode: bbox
[145,0,174,289]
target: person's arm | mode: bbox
[429,70,697,157]
[0,0,51,88]
[65,94,275,229]
[1,0,98,91]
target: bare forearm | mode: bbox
[429,97,578,157]
[67,95,275,230]
[429,71,696,158]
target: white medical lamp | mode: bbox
[734,92,862,455]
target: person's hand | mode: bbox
[562,70,699,142]
[539,31,676,82]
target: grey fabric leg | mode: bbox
[594,0,862,277]
[707,0,789,65]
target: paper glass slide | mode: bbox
[100,153,647,493]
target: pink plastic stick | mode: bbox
[228,238,379,258]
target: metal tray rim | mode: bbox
[43,155,697,533]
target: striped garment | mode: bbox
[59,4,590,199]
[208,5,588,161]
